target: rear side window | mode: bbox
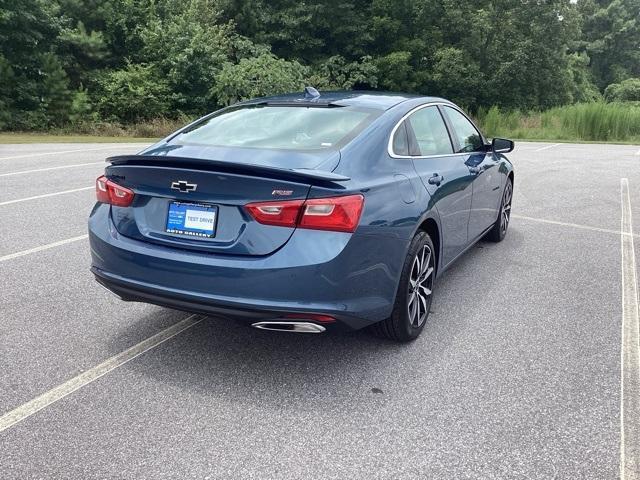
[392,122,410,156]
[173,105,380,151]
[443,106,484,153]
[406,106,453,156]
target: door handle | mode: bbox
[468,165,483,175]
[428,174,444,186]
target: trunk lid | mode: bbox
[104,148,347,256]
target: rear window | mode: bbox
[173,105,380,151]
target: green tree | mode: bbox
[577,0,640,88]
[98,63,170,122]
[140,0,266,114]
[39,53,73,127]
[211,53,308,105]
[604,78,640,102]
[307,55,377,90]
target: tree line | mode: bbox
[0,0,638,131]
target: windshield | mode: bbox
[173,105,380,151]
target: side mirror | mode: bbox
[492,138,514,154]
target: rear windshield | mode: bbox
[173,105,380,151]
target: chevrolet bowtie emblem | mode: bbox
[171,181,197,193]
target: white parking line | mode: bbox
[620,178,640,479]
[512,214,640,238]
[0,315,204,433]
[0,186,93,206]
[635,148,640,156]
[0,145,144,161]
[0,235,88,262]
[535,143,562,152]
[0,161,104,177]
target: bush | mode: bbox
[210,54,308,106]
[604,78,640,102]
[306,55,378,90]
[98,64,171,122]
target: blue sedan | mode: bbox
[89,89,514,342]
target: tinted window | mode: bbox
[392,121,409,156]
[174,105,379,151]
[406,106,453,156]
[443,106,484,153]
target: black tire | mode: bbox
[371,231,436,342]
[486,177,513,242]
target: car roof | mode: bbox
[240,90,448,111]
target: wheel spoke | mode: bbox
[417,292,428,325]
[419,266,434,283]
[418,283,432,296]
[413,256,421,281]
[420,247,430,276]
[409,294,418,325]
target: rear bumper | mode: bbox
[89,204,408,330]
[92,267,352,331]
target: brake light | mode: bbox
[95,175,135,207]
[299,195,364,232]
[244,200,304,227]
[245,194,364,233]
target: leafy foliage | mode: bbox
[604,78,640,102]
[211,54,308,105]
[98,63,170,122]
[0,0,639,130]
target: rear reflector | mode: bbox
[283,313,336,324]
[245,194,364,233]
[96,175,135,207]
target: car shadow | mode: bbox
[103,229,524,407]
[105,303,462,409]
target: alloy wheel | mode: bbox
[407,244,434,328]
[500,181,513,235]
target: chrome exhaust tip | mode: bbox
[251,321,326,334]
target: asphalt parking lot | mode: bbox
[1,141,639,479]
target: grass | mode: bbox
[3,103,640,144]
[0,133,159,144]
[476,102,640,143]
[0,116,190,144]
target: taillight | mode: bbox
[244,200,304,227]
[298,195,364,232]
[245,194,364,233]
[95,175,135,207]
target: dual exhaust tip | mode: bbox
[251,321,326,334]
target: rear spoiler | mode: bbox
[106,155,350,184]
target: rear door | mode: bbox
[398,105,474,265]
[441,106,502,241]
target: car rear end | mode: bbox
[88,101,402,331]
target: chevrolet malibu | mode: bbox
[89,89,514,342]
